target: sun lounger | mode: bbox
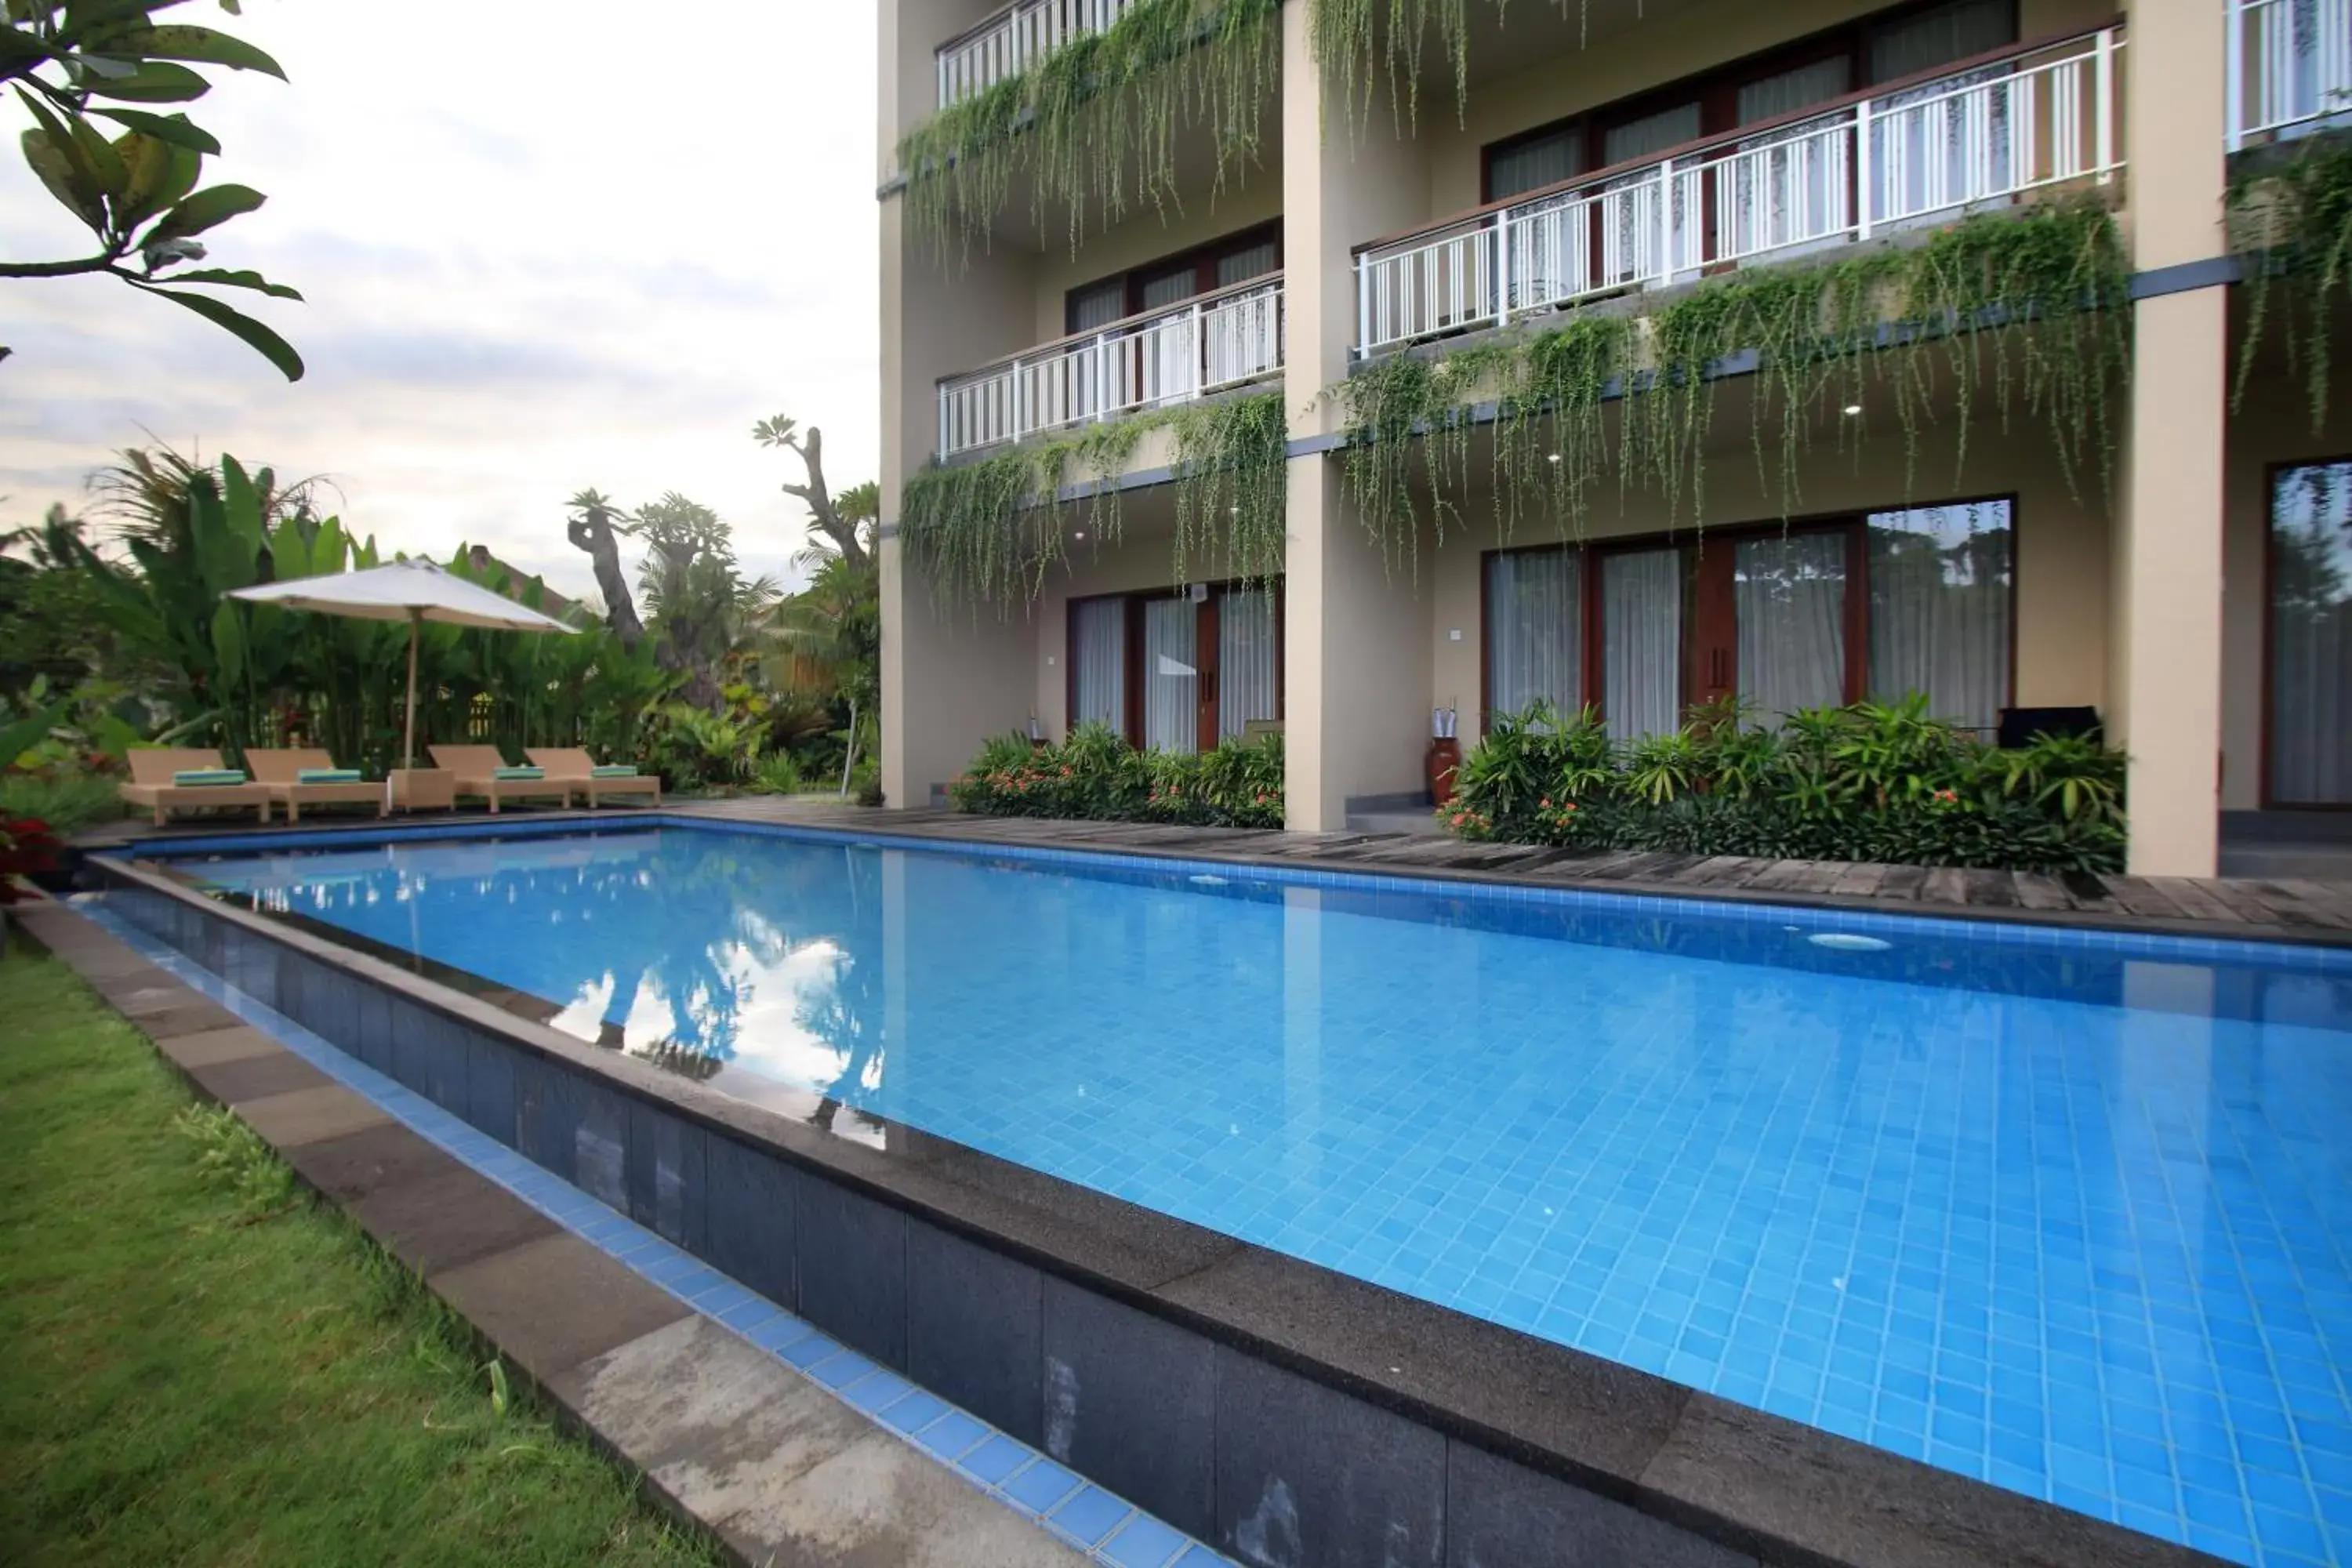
[426,745,574,813]
[525,748,662,808]
[119,748,272,827]
[245,748,390,823]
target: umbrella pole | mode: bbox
[402,608,421,775]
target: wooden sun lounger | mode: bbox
[119,747,272,827]
[525,748,662,809]
[245,748,390,823]
[426,745,574,813]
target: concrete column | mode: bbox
[1279,0,1438,831]
[879,1,1049,808]
[2114,0,2230,875]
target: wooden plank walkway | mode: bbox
[71,795,2352,947]
[677,798,2352,948]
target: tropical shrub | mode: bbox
[1444,698,2125,874]
[951,726,1283,829]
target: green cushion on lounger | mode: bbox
[296,768,362,783]
[491,765,545,780]
[590,765,639,778]
[172,768,248,786]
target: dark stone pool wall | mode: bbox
[96,855,2229,1568]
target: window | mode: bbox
[1867,0,2012,84]
[1486,125,1582,201]
[1867,500,2012,735]
[1218,587,1280,739]
[1485,549,1583,718]
[1067,279,1127,333]
[2268,463,2352,804]
[1064,222,1281,333]
[1737,532,1848,724]
[1482,495,2015,740]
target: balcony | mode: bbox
[1354,26,2125,359]
[2230,0,2352,147]
[937,278,1284,459]
[935,0,1138,110]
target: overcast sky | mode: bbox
[0,0,880,601]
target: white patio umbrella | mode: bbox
[228,559,576,782]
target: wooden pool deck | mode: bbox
[71,795,2352,947]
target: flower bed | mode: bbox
[951,724,1283,829]
[1445,698,2125,875]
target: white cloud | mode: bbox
[0,0,880,599]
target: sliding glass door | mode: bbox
[2270,462,2352,804]
[1486,503,2013,742]
[1069,582,1283,753]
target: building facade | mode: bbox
[878,0,2352,877]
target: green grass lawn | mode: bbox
[0,947,723,1568]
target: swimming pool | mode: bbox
[166,822,2352,1566]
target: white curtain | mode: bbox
[1218,589,1279,739]
[1143,597,1198,753]
[1866,0,2016,224]
[1867,502,2012,735]
[1070,597,1127,735]
[1737,532,1847,724]
[1215,239,1279,287]
[1606,102,1704,278]
[1602,548,1682,741]
[1487,550,1582,719]
[1068,278,1126,332]
[2270,463,2352,803]
[1727,59,1855,258]
[1490,126,1581,200]
[1867,0,2011,82]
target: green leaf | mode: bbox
[65,109,129,198]
[88,107,220,154]
[131,283,303,381]
[20,126,105,230]
[219,455,265,554]
[145,180,263,242]
[165,267,301,300]
[110,129,178,228]
[267,514,308,585]
[85,61,210,101]
[132,23,285,78]
[0,700,68,771]
[15,89,111,227]
[210,601,246,688]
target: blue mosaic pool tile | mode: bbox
[108,820,2352,1568]
[1003,1457,1085,1515]
[1047,1486,1134,1549]
[82,904,1232,1568]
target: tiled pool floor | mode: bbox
[166,824,2352,1568]
[78,898,1234,1568]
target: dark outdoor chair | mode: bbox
[1997,706,2102,750]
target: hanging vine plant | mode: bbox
[898,0,1279,252]
[1308,0,1610,129]
[2228,135,2352,433]
[898,390,1291,606]
[1327,201,2130,562]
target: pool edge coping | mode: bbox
[78,848,2240,1568]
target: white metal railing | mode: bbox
[937,281,1285,458]
[936,0,1137,108]
[2230,0,2352,148]
[1356,27,2125,357]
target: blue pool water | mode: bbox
[174,823,2352,1566]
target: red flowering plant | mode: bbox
[0,817,64,905]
